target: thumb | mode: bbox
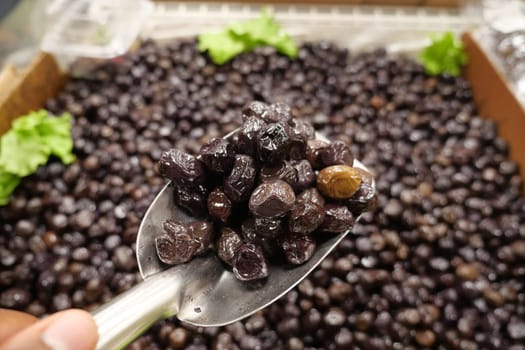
[0,309,98,350]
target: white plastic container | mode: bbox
[41,0,153,59]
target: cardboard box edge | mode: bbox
[463,32,525,195]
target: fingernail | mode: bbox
[41,311,95,350]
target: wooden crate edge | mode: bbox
[463,32,525,194]
[0,53,66,135]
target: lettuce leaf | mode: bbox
[0,171,21,205]
[198,31,247,65]
[419,32,468,76]
[0,110,75,205]
[198,9,298,65]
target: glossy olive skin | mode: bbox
[319,204,354,234]
[238,117,267,156]
[280,232,316,265]
[317,165,362,200]
[155,232,198,265]
[233,243,269,281]
[241,101,272,122]
[217,227,243,266]
[158,148,206,186]
[292,160,316,192]
[224,155,257,203]
[289,119,315,159]
[200,138,236,174]
[346,168,378,216]
[256,122,292,164]
[173,183,208,217]
[160,219,213,258]
[306,140,329,170]
[163,219,188,237]
[259,161,297,187]
[288,201,325,235]
[270,102,293,124]
[290,118,315,142]
[241,218,279,256]
[207,187,232,224]
[319,141,354,167]
[254,217,283,238]
[188,221,215,255]
[249,180,296,218]
[297,188,325,207]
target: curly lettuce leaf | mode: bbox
[0,110,75,205]
[419,32,468,76]
[37,113,76,164]
[198,31,247,65]
[0,171,21,205]
[198,8,297,65]
[0,128,50,177]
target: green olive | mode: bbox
[317,165,362,200]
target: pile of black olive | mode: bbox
[2,38,524,349]
[155,101,377,281]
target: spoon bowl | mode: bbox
[92,132,374,349]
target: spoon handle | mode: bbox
[92,271,178,350]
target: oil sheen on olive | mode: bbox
[317,165,362,200]
[216,227,243,266]
[155,232,199,265]
[249,180,296,218]
[207,187,232,224]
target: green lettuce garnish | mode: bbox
[0,172,21,205]
[198,9,298,65]
[419,32,468,76]
[0,110,75,205]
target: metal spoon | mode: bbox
[92,132,374,350]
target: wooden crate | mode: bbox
[0,53,65,134]
[463,32,525,188]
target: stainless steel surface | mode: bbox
[92,271,180,350]
[93,131,374,350]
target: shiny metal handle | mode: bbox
[92,271,179,350]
